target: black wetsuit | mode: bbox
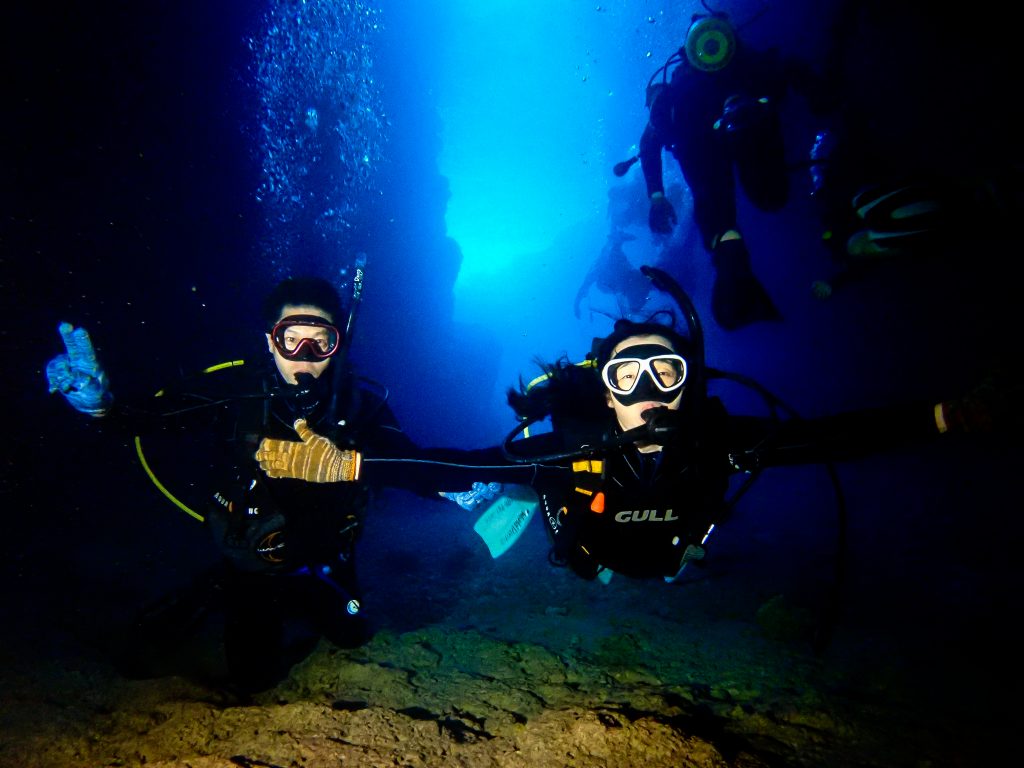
[116,359,421,691]
[640,44,792,249]
[639,43,826,329]
[360,395,942,582]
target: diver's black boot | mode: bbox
[710,237,782,330]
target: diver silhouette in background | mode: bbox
[806,122,960,299]
[616,5,830,330]
[807,149,1024,299]
[800,0,1024,302]
[574,230,651,320]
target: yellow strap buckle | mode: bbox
[571,459,603,475]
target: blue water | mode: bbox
[4,1,1022,758]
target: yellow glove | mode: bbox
[256,418,362,482]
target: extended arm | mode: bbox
[639,121,666,198]
[726,384,1013,470]
[257,420,570,497]
[725,402,941,469]
[361,447,546,494]
[639,113,677,234]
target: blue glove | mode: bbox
[439,481,502,511]
[46,322,113,416]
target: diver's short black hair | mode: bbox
[262,276,343,325]
[594,318,692,369]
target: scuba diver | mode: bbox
[615,4,830,330]
[573,229,652,321]
[45,269,430,694]
[254,266,1010,650]
[806,125,1024,299]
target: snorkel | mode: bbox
[311,251,370,420]
[343,253,367,355]
[642,265,706,404]
[635,264,706,441]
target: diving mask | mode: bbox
[602,344,687,406]
[270,314,341,362]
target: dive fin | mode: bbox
[472,484,539,558]
[710,238,782,330]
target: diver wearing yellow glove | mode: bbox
[42,272,439,695]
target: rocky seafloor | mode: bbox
[1,467,1015,768]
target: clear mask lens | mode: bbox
[603,354,687,395]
